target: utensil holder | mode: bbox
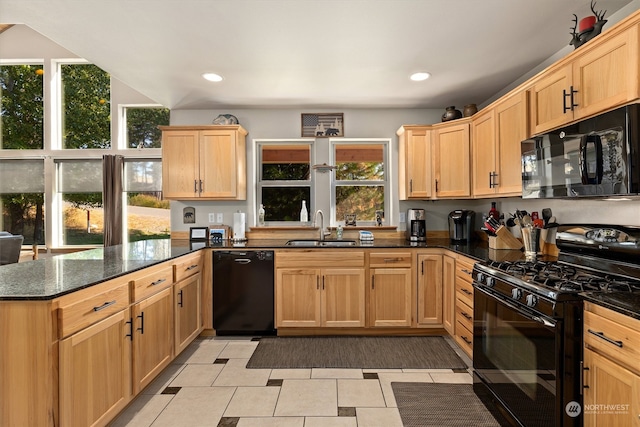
[489,226,524,250]
[522,227,541,257]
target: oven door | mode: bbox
[473,285,563,427]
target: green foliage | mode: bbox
[262,187,311,221]
[63,193,103,210]
[262,163,310,180]
[127,108,169,148]
[0,64,44,149]
[128,193,170,209]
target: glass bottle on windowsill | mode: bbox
[258,204,265,226]
[300,200,308,224]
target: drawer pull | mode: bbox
[461,269,472,274]
[93,300,116,312]
[137,312,145,334]
[125,318,133,341]
[588,329,623,348]
[461,288,472,296]
[461,311,472,320]
[461,335,472,345]
[185,264,199,271]
[178,290,184,307]
[151,278,167,286]
[383,258,404,263]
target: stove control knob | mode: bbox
[485,277,495,288]
[512,288,522,300]
[526,294,538,307]
[477,273,485,283]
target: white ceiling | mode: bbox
[2,0,637,110]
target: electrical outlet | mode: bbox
[208,213,216,223]
[216,213,224,223]
[399,212,406,223]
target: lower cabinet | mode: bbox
[368,251,413,327]
[416,252,443,327]
[132,286,174,394]
[59,309,132,427]
[442,254,456,335]
[175,273,202,354]
[454,255,475,357]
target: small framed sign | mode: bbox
[189,227,209,241]
[301,113,344,137]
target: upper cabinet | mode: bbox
[529,22,639,135]
[397,125,432,199]
[432,119,471,198]
[160,125,247,200]
[472,90,529,197]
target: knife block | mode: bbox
[488,226,524,250]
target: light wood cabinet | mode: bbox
[369,251,413,327]
[530,23,639,134]
[416,252,443,327]
[175,273,202,355]
[432,119,471,198]
[453,255,475,357]
[160,125,247,200]
[276,268,322,327]
[397,125,432,199]
[472,90,528,197]
[583,302,640,426]
[59,309,132,427]
[442,253,456,335]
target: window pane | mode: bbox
[261,187,311,221]
[261,144,310,180]
[1,194,45,245]
[62,192,103,245]
[124,160,169,242]
[61,64,111,149]
[0,159,44,193]
[124,160,162,192]
[0,64,44,149]
[57,160,103,192]
[336,185,384,222]
[126,107,170,148]
[335,144,384,181]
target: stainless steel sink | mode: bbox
[285,239,357,247]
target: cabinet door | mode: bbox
[132,287,173,394]
[471,110,496,197]
[175,273,202,355]
[200,129,238,198]
[399,127,432,199]
[583,348,640,427]
[162,130,200,198]
[442,255,456,335]
[321,268,365,327]
[529,64,573,135]
[495,91,528,196]
[433,122,471,198]
[369,268,412,327]
[276,268,321,327]
[59,309,132,427]
[417,254,443,326]
[573,26,639,121]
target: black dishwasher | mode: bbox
[212,250,275,335]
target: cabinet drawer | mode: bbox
[276,250,364,268]
[455,279,474,308]
[131,264,174,302]
[455,320,473,356]
[174,253,202,282]
[455,258,474,282]
[368,252,412,268]
[456,300,473,332]
[584,307,640,373]
[58,283,129,338]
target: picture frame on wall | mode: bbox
[301,113,344,137]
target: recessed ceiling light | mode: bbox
[410,72,431,81]
[202,73,223,82]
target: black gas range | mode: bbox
[472,224,640,427]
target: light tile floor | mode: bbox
[109,336,473,427]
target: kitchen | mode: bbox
[2,1,640,426]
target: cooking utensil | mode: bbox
[542,208,552,225]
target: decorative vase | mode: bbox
[463,104,478,117]
[441,106,463,122]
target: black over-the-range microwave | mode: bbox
[521,103,640,198]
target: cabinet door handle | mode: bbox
[409,179,413,193]
[570,86,578,110]
[137,312,144,334]
[435,179,439,193]
[371,276,375,290]
[93,300,116,312]
[185,264,199,271]
[178,290,184,307]
[199,180,203,193]
[588,329,623,348]
[151,278,166,286]
[580,361,589,393]
[563,88,571,113]
[421,260,424,275]
[322,276,325,290]
[194,180,198,193]
[317,275,320,290]
[489,171,498,188]
[125,318,133,341]
[383,258,403,263]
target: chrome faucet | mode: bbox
[313,209,326,241]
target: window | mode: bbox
[125,107,170,149]
[0,64,44,149]
[257,141,313,222]
[0,159,45,244]
[331,139,389,225]
[124,160,169,242]
[60,63,111,149]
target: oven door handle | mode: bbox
[474,285,557,328]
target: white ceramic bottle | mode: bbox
[258,204,265,226]
[300,200,308,223]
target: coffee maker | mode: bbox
[406,208,426,242]
[448,210,475,243]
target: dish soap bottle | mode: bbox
[300,200,308,223]
[258,204,265,226]
[336,224,343,240]
[489,202,500,221]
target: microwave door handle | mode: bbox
[580,135,604,185]
[594,135,603,184]
[579,136,589,184]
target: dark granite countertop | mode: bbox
[0,237,521,301]
[580,291,640,320]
